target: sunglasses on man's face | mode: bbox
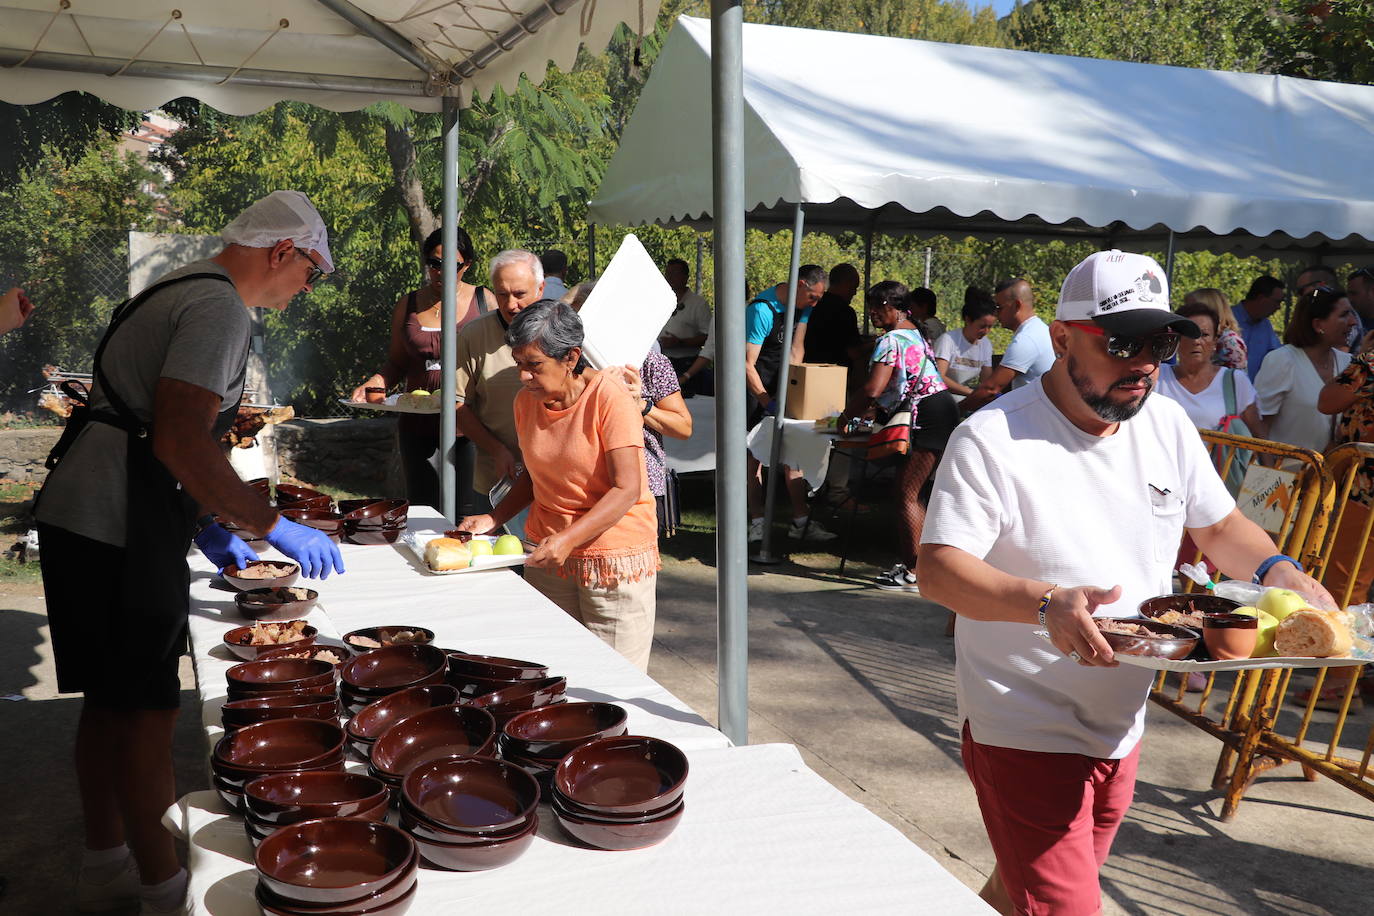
[426,256,467,272]
[293,247,326,287]
[1067,322,1180,362]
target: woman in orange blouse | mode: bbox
[458,300,659,670]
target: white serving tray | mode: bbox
[399,530,526,575]
[337,395,443,415]
[1033,630,1370,672]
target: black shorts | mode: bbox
[910,390,959,452]
[37,523,186,710]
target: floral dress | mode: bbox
[871,327,947,419]
[1331,352,1374,505]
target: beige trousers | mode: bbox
[524,566,657,672]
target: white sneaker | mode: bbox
[874,563,920,592]
[77,856,140,912]
[747,518,765,542]
[788,517,839,542]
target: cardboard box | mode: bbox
[785,363,847,420]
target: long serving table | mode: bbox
[169,507,992,914]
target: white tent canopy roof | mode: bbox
[591,17,1374,259]
[0,0,656,113]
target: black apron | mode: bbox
[40,272,243,668]
[747,297,788,430]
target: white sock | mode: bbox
[792,515,809,526]
[140,868,188,911]
[81,844,131,882]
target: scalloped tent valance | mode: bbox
[0,0,656,113]
[591,16,1374,260]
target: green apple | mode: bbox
[1233,605,1259,617]
[410,388,431,396]
[493,534,524,556]
[469,539,494,557]
[1253,609,1281,657]
[1257,587,1307,622]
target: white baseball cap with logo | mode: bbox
[1056,249,1198,339]
[220,190,334,273]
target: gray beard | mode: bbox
[1067,355,1153,422]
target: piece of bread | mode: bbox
[1273,609,1354,657]
[424,537,472,571]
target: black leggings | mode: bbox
[398,429,480,517]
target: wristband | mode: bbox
[1036,585,1058,628]
[641,397,654,416]
[1253,554,1302,585]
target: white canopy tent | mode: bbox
[591,16,1374,260]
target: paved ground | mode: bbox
[3,553,1373,915]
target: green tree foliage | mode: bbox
[1262,1,1374,84]
[0,93,138,186]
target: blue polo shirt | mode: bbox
[1232,303,1281,381]
[745,286,811,345]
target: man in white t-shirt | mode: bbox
[917,250,1333,915]
[961,277,1054,412]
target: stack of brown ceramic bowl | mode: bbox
[254,817,417,916]
[274,485,334,512]
[339,644,447,716]
[550,736,688,851]
[341,626,435,653]
[246,477,272,499]
[221,692,339,733]
[257,642,353,667]
[281,508,345,542]
[468,676,568,727]
[210,718,346,810]
[235,587,319,622]
[342,499,409,545]
[445,652,549,702]
[241,771,390,847]
[222,561,301,592]
[346,684,459,760]
[367,705,497,798]
[226,657,337,703]
[498,702,629,789]
[398,756,540,871]
[223,622,319,662]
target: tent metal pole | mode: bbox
[312,0,433,74]
[1164,230,1177,283]
[695,233,705,294]
[924,247,933,288]
[588,223,597,279]
[439,94,460,523]
[711,0,749,747]
[753,203,805,564]
[862,229,873,335]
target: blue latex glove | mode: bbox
[194,522,258,573]
[765,398,778,416]
[265,516,345,579]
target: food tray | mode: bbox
[1033,630,1370,672]
[337,395,443,415]
[399,531,527,575]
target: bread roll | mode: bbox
[1273,610,1354,657]
[424,537,472,571]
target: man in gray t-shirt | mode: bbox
[34,191,345,915]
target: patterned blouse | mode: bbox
[1213,327,1248,371]
[870,327,947,418]
[640,350,680,497]
[1331,352,1374,505]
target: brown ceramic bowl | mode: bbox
[1202,613,1259,660]
[275,484,332,509]
[337,499,382,515]
[257,643,353,667]
[344,525,405,546]
[244,771,390,825]
[254,870,416,914]
[343,500,409,529]
[228,684,338,705]
[408,813,538,871]
[341,644,446,696]
[501,702,629,760]
[553,736,689,818]
[370,705,497,779]
[1138,593,1243,627]
[396,800,532,843]
[401,756,540,833]
[281,508,346,538]
[224,623,318,662]
[228,658,337,695]
[446,653,549,682]
[551,795,684,850]
[235,586,320,622]
[221,693,338,732]
[223,561,302,592]
[211,756,346,794]
[1094,617,1200,660]
[214,718,346,770]
[246,477,272,497]
[348,685,461,743]
[255,817,416,905]
[445,670,524,702]
[342,627,436,653]
[468,676,566,713]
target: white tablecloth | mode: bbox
[664,395,716,475]
[746,416,837,490]
[178,506,990,915]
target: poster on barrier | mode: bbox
[1236,464,1297,535]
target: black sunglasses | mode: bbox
[293,247,326,287]
[1068,322,1181,362]
[426,256,467,272]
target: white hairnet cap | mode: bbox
[220,190,333,273]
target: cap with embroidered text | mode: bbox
[1056,250,1198,338]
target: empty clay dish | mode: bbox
[235,587,319,622]
[244,771,390,825]
[446,653,548,682]
[501,702,629,760]
[554,735,689,818]
[348,684,460,742]
[341,644,446,695]
[401,756,540,833]
[255,816,416,905]
[552,795,683,851]
[370,705,497,779]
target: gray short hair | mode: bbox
[489,249,544,288]
[505,300,587,373]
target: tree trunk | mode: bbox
[383,122,437,249]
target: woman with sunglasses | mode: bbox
[351,226,492,512]
[1254,286,1357,453]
